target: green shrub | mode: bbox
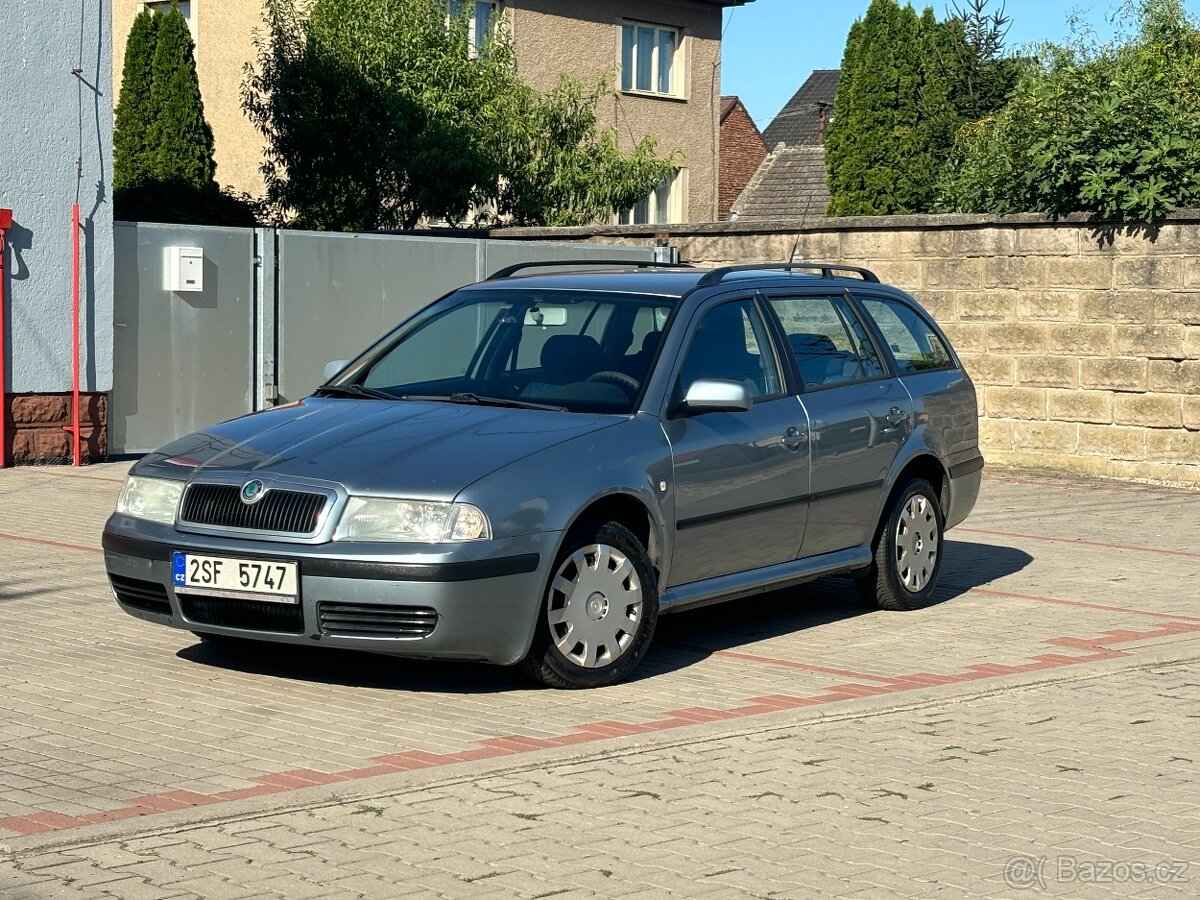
[114,9,159,191]
[939,0,1200,221]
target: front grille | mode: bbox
[109,574,172,615]
[180,483,327,535]
[318,602,438,639]
[178,593,305,634]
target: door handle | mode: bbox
[783,426,807,450]
[883,406,909,427]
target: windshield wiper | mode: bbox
[314,384,396,400]
[400,392,566,412]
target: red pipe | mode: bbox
[63,203,82,466]
[0,207,10,468]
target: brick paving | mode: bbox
[0,463,1197,898]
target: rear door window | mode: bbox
[857,295,954,374]
[766,295,883,390]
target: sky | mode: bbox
[721,0,1200,130]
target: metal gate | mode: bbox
[111,226,653,453]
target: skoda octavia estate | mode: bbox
[103,261,984,688]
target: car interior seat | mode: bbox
[679,305,764,396]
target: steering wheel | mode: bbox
[585,370,641,396]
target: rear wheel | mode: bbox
[521,522,658,689]
[856,478,944,611]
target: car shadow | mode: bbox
[176,540,1032,693]
[635,540,1034,682]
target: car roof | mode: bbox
[461,267,892,300]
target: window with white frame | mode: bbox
[617,171,683,226]
[620,21,682,97]
[449,0,499,55]
[143,2,195,42]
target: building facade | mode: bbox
[112,0,751,224]
[717,96,767,220]
[1,0,113,463]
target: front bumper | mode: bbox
[102,515,560,665]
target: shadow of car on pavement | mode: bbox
[176,540,1033,692]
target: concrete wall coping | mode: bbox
[486,209,1200,240]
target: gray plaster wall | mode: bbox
[0,0,113,393]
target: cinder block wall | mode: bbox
[499,212,1200,486]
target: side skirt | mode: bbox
[660,546,872,615]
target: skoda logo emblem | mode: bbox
[240,479,266,504]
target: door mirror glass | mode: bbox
[683,378,753,413]
[323,359,350,381]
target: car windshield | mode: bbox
[328,289,674,414]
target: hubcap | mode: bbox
[547,544,643,669]
[895,494,938,593]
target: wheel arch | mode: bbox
[874,452,949,540]
[562,491,661,577]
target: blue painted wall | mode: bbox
[0,0,113,393]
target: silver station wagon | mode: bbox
[103,261,983,688]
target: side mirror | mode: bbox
[682,378,753,413]
[323,359,350,382]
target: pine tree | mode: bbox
[113,10,159,191]
[826,0,924,215]
[146,2,217,190]
[906,11,967,210]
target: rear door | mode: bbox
[761,291,912,558]
[662,295,811,586]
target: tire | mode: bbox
[855,478,945,611]
[521,522,659,689]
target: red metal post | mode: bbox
[0,207,11,468]
[64,203,83,466]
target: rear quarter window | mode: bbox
[859,296,955,374]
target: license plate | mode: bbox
[172,552,299,604]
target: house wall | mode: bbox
[113,0,268,198]
[495,213,1200,487]
[1,0,113,462]
[509,0,724,223]
[112,0,725,220]
[718,100,767,220]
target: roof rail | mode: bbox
[694,261,880,288]
[486,259,694,281]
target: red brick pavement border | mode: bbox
[2,608,1195,838]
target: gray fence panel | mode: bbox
[483,239,651,278]
[276,231,482,404]
[111,223,256,454]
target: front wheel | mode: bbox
[521,522,659,689]
[856,478,945,611]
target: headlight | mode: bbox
[115,476,183,525]
[334,498,491,542]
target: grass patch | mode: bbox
[458,872,504,883]
[351,805,384,817]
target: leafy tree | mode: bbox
[114,9,159,191]
[244,0,675,230]
[826,0,925,215]
[497,77,677,227]
[938,0,1200,221]
[146,1,217,189]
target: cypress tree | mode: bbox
[826,0,924,215]
[146,2,217,190]
[113,10,159,191]
[907,10,966,210]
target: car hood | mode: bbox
[136,397,621,498]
